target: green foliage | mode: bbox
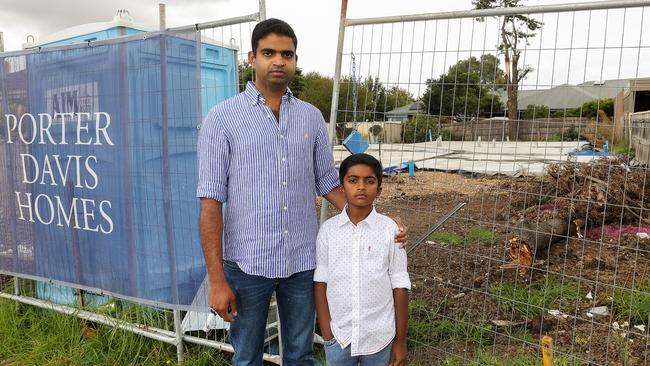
[420,55,504,117]
[488,276,581,318]
[299,72,333,120]
[560,98,615,118]
[440,350,581,366]
[0,299,230,365]
[402,115,451,143]
[428,231,464,246]
[467,226,495,242]
[408,301,493,348]
[611,142,636,160]
[613,280,650,324]
[338,76,414,122]
[522,104,549,119]
[427,227,494,245]
[547,127,582,142]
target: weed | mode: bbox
[467,226,495,242]
[440,349,582,366]
[428,231,464,246]
[408,301,493,347]
[613,280,650,325]
[0,298,230,365]
[487,276,581,318]
[611,142,636,160]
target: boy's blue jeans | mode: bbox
[223,260,315,366]
[324,338,392,366]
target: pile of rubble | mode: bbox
[502,156,650,275]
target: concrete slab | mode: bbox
[333,140,600,176]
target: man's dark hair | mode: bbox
[251,18,298,54]
[339,153,383,187]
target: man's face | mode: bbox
[248,33,297,89]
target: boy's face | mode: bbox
[342,164,381,208]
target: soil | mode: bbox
[323,170,650,365]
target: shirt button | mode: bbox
[281,157,286,162]
[282,181,287,186]
[283,230,289,235]
[279,134,284,138]
[283,206,288,211]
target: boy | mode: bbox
[314,153,410,366]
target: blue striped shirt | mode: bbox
[197,81,340,278]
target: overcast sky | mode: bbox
[1,0,648,93]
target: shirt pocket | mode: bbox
[363,241,387,272]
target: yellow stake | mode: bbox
[541,335,555,366]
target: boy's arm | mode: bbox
[388,224,411,365]
[390,288,409,366]
[314,282,334,341]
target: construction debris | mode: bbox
[587,306,610,317]
[502,156,650,276]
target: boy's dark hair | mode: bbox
[251,18,298,54]
[339,153,383,186]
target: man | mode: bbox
[197,18,406,365]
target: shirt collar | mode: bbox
[337,206,379,228]
[244,81,294,105]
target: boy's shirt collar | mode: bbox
[337,205,379,228]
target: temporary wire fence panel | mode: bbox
[326,1,650,365]
[0,9,284,363]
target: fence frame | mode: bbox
[321,0,650,364]
[320,0,650,222]
[0,1,287,363]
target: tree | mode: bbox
[338,76,414,123]
[301,72,334,120]
[522,104,549,119]
[420,55,504,118]
[402,115,452,143]
[376,86,415,119]
[473,0,543,139]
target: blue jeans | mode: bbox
[223,260,315,366]
[324,338,392,366]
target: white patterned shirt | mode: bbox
[314,207,411,356]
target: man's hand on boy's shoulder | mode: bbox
[391,216,408,248]
[389,339,408,366]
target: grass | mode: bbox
[467,226,495,242]
[0,297,231,365]
[487,275,581,318]
[428,226,494,246]
[428,231,464,246]
[440,350,582,366]
[407,300,493,348]
[613,280,650,325]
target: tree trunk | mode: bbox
[507,53,520,141]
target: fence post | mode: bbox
[174,309,184,362]
[320,0,348,225]
[14,277,20,311]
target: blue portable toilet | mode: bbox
[26,10,238,307]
